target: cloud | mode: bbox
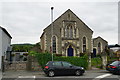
[0,1,118,44]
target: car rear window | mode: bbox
[53,62,62,66]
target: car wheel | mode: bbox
[75,70,82,76]
[48,70,55,77]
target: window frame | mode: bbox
[62,62,72,67]
[53,62,62,67]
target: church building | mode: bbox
[40,9,108,57]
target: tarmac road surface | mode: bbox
[1,70,120,80]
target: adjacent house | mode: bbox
[0,26,12,70]
[93,36,108,57]
[40,9,108,57]
[108,44,120,57]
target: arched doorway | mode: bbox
[67,45,74,56]
[93,48,96,57]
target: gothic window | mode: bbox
[70,26,73,38]
[74,28,76,38]
[67,26,69,37]
[60,28,61,34]
[63,28,66,37]
[52,36,56,53]
[68,14,70,20]
[98,42,101,54]
[83,37,86,53]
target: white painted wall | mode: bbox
[0,28,11,70]
[0,29,2,70]
[2,30,11,56]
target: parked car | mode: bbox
[43,61,85,77]
[106,61,120,74]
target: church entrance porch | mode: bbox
[67,45,74,56]
[62,42,78,56]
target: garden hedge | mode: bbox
[29,51,89,69]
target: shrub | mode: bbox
[91,57,102,67]
[31,52,89,69]
[54,56,88,69]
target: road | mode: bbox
[1,70,120,80]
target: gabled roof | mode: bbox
[40,32,45,39]
[66,9,93,33]
[0,26,12,39]
[93,36,107,43]
[44,9,93,33]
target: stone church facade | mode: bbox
[40,9,108,57]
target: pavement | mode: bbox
[1,69,120,80]
[2,70,45,78]
[2,68,104,79]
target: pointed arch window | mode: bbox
[83,37,86,53]
[74,28,76,38]
[70,26,73,38]
[98,42,101,54]
[66,26,69,37]
[52,36,56,53]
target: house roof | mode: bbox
[93,36,107,43]
[44,9,93,33]
[108,44,120,48]
[40,32,45,39]
[0,26,12,39]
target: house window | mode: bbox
[52,36,56,53]
[98,42,101,54]
[83,37,86,53]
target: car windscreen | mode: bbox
[110,61,119,66]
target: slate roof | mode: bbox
[0,26,12,39]
[44,9,93,33]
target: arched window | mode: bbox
[65,25,74,38]
[52,36,56,53]
[83,37,86,53]
[74,28,76,38]
[98,42,101,54]
[70,26,73,38]
[67,26,69,37]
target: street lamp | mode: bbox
[51,7,54,61]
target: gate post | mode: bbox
[26,55,32,71]
[101,52,107,69]
[88,53,91,70]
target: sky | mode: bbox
[0,0,119,45]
